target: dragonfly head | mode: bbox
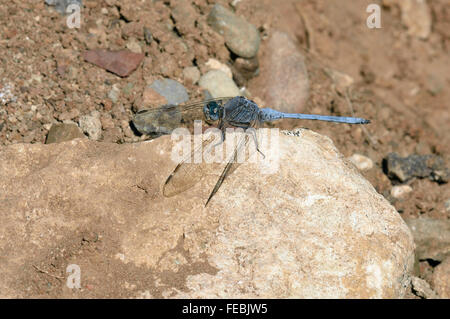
[203,101,222,122]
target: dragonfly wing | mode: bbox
[162,133,223,197]
[205,120,262,206]
[132,97,234,135]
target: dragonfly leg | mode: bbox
[228,121,266,159]
[209,122,226,150]
[247,128,265,159]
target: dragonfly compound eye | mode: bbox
[204,102,220,121]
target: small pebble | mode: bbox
[390,185,413,199]
[385,152,448,183]
[199,70,240,98]
[45,0,82,15]
[149,79,189,105]
[205,58,233,79]
[126,38,142,54]
[143,27,153,44]
[108,85,120,103]
[79,111,102,141]
[0,83,17,105]
[444,199,450,212]
[207,4,260,58]
[83,49,144,77]
[398,0,432,39]
[45,123,85,144]
[348,153,374,171]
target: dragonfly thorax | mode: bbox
[203,101,223,122]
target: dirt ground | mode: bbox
[0,0,448,298]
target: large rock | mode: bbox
[0,129,414,298]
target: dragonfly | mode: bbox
[132,96,370,206]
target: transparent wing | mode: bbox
[163,122,261,207]
[132,97,234,135]
[162,131,224,198]
[203,118,263,206]
[204,131,249,206]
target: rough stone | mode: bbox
[384,153,448,183]
[45,123,86,144]
[390,185,413,199]
[348,153,374,171]
[126,38,142,54]
[0,129,414,298]
[79,110,102,141]
[205,58,233,79]
[399,0,432,39]
[149,78,189,105]
[411,276,439,299]
[232,57,259,86]
[199,70,240,98]
[170,0,198,36]
[404,217,450,262]
[45,0,82,15]
[83,49,144,77]
[207,4,260,58]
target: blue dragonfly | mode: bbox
[133,96,370,206]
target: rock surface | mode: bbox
[0,129,414,298]
[252,31,309,113]
[46,123,86,144]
